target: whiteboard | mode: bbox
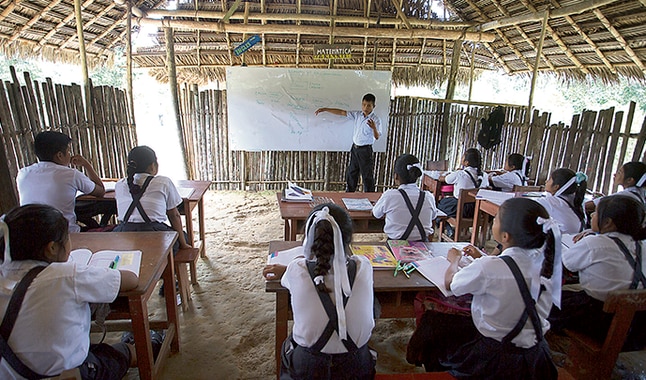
[226,67,391,151]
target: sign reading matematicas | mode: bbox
[313,44,352,60]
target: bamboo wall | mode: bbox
[178,88,646,195]
[0,67,136,213]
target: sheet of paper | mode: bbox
[178,187,194,198]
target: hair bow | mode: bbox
[554,171,586,197]
[575,172,588,184]
[302,207,352,340]
[536,216,562,309]
[0,214,10,267]
[407,163,422,171]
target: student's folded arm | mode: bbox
[444,249,461,290]
[167,207,191,248]
[119,270,138,291]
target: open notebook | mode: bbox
[68,249,141,276]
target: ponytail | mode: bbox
[125,146,157,196]
[464,148,483,177]
[541,229,556,279]
[394,154,423,184]
[311,220,334,293]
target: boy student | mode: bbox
[315,93,382,192]
[16,131,105,233]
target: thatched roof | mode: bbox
[1,0,645,86]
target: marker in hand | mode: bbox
[109,255,120,269]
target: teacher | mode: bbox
[315,93,382,192]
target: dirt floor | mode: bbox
[114,190,423,380]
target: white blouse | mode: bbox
[444,167,490,197]
[372,183,437,241]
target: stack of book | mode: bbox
[282,181,313,202]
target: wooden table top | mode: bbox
[275,191,383,219]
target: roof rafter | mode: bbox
[7,0,62,43]
[60,2,117,50]
[0,0,22,23]
[32,0,94,52]
[593,8,646,74]
[389,0,412,29]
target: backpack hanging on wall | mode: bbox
[477,106,505,150]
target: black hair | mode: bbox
[305,203,353,293]
[550,168,586,226]
[362,93,376,105]
[622,162,646,188]
[498,198,556,278]
[126,146,157,196]
[464,148,483,177]
[1,204,68,262]
[508,153,530,177]
[394,154,422,184]
[34,131,72,162]
[597,195,646,241]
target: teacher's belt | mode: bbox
[352,143,372,148]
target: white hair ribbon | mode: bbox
[536,216,562,309]
[407,163,422,171]
[301,206,352,340]
[521,156,531,184]
[637,173,646,187]
[554,172,586,198]
[0,214,10,266]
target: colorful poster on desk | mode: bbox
[350,245,397,269]
[387,240,431,263]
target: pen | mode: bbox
[290,185,305,195]
[109,255,120,269]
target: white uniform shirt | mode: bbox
[347,111,382,146]
[372,183,437,241]
[536,193,583,234]
[562,232,646,301]
[444,167,490,197]
[16,162,97,233]
[593,186,646,206]
[281,252,374,353]
[451,247,551,348]
[490,169,525,192]
[114,174,183,223]
[0,260,121,379]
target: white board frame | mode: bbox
[226,67,391,152]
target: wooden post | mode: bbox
[165,26,190,178]
[73,0,94,166]
[522,11,549,151]
[441,38,463,159]
[126,0,135,125]
[0,144,18,213]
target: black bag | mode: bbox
[477,106,505,150]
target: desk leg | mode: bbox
[130,295,154,380]
[275,292,289,380]
[283,219,290,241]
[198,198,206,258]
[471,199,482,246]
[185,200,195,247]
[163,252,181,354]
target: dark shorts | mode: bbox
[78,343,130,380]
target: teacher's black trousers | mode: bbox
[346,144,375,192]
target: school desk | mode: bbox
[265,240,437,378]
[276,191,384,240]
[77,179,211,258]
[70,231,179,380]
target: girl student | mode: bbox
[372,154,438,242]
[585,161,646,215]
[413,198,561,378]
[536,168,588,234]
[113,146,191,253]
[265,204,376,380]
[0,204,138,379]
[437,148,489,219]
[549,195,646,349]
[489,153,530,192]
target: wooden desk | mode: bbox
[71,232,180,380]
[265,240,436,378]
[77,180,211,258]
[276,192,384,241]
[470,196,500,247]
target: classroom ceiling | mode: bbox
[1,0,645,86]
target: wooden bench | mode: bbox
[175,247,200,311]
[564,289,646,379]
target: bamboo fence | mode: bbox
[178,88,646,195]
[0,67,136,212]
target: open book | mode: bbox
[475,189,515,205]
[341,198,373,211]
[350,244,398,269]
[282,181,313,202]
[413,242,472,297]
[68,249,141,276]
[387,240,431,263]
[267,246,305,266]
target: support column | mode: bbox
[165,26,190,178]
[441,38,463,159]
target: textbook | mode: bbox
[282,181,313,202]
[386,240,431,263]
[341,198,373,211]
[68,249,141,276]
[414,257,453,297]
[350,244,398,269]
[267,246,305,266]
[475,189,515,205]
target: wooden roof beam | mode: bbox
[517,0,588,75]
[261,0,266,66]
[32,0,95,52]
[477,0,619,31]
[0,0,21,23]
[550,0,615,74]
[389,0,411,29]
[133,61,490,70]
[221,0,243,23]
[135,18,496,42]
[593,8,646,74]
[7,0,62,43]
[220,0,233,65]
[143,9,475,29]
[60,2,117,50]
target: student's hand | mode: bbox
[573,229,595,243]
[71,155,91,168]
[263,264,286,280]
[463,245,484,259]
[447,248,462,264]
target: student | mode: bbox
[372,154,438,242]
[16,131,105,233]
[549,195,646,348]
[489,153,529,192]
[265,204,375,380]
[113,146,191,253]
[0,204,138,379]
[437,148,489,218]
[411,198,560,378]
[315,94,382,192]
[536,168,587,234]
[585,162,646,215]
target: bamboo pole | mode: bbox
[126,0,135,126]
[523,11,549,151]
[73,0,92,128]
[441,38,463,160]
[164,27,190,178]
